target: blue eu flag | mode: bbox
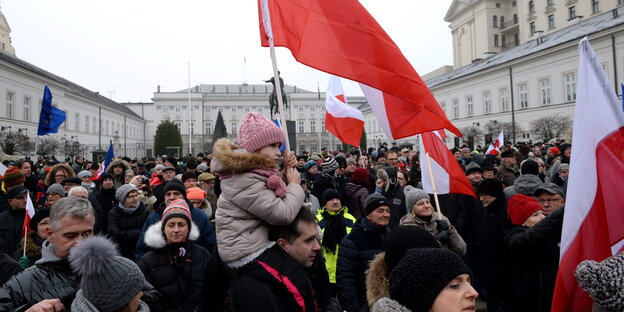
[37,86,66,135]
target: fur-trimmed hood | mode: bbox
[144,220,200,249]
[370,297,411,312]
[45,163,74,186]
[211,138,277,176]
[106,159,131,175]
[366,252,390,308]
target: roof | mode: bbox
[177,83,314,94]
[0,52,144,120]
[427,7,624,88]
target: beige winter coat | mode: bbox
[399,212,467,256]
[212,139,304,265]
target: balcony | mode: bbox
[500,17,519,33]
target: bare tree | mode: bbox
[530,115,572,141]
[0,131,34,156]
[37,137,60,157]
[485,121,522,143]
[460,125,484,147]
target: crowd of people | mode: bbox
[0,112,622,312]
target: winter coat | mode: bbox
[135,200,216,261]
[504,174,543,198]
[497,163,519,187]
[316,207,356,284]
[229,244,317,312]
[365,252,390,309]
[336,218,389,312]
[108,202,150,260]
[11,232,45,268]
[93,187,116,235]
[44,163,75,186]
[343,182,369,220]
[370,298,411,312]
[211,139,304,265]
[71,289,150,312]
[504,207,564,312]
[432,193,472,244]
[106,159,131,189]
[399,213,466,256]
[138,221,217,312]
[382,183,406,230]
[0,252,21,286]
[0,208,26,255]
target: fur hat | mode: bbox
[69,236,145,312]
[46,183,66,197]
[321,189,342,208]
[507,194,543,226]
[3,166,25,188]
[404,186,430,212]
[161,199,192,233]
[186,187,206,201]
[320,156,339,175]
[520,159,539,175]
[364,193,390,216]
[115,184,137,202]
[237,112,284,152]
[384,226,440,275]
[476,178,504,198]
[389,248,471,312]
[575,252,624,312]
[349,168,369,187]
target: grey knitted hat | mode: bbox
[575,252,624,312]
[404,185,430,212]
[69,236,145,312]
[115,184,137,202]
[46,183,65,197]
[77,170,93,179]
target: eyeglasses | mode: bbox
[538,197,563,203]
[55,174,66,178]
[38,221,49,226]
[387,158,398,161]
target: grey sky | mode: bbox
[3,0,453,102]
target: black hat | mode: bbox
[389,248,471,312]
[501,149,515,158]
[476,178,504,198]
[321,189,341,208]
[99,172,114,182]
[61,177,82,186]
[384,226,440,274]
[7,185,29,199]
[364,193,390,216]
[164,179,186,198]
[181,171,196,182]
[520,159,539,175]
[29,207,51,233]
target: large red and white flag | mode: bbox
[551,38,624,312]
[325,75,364,147]
[419,131,475,198]
[22,195,36,234]
[258,0,460,140]
[485,131,504,155]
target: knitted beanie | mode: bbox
[549,146,560,156]
[164,179,186,198]
[154,164,165,172]
[305,160,318,172]
[501,149,515,158]
[99,172,114,183]
[77,170,93,179]
[237,112,284,152]
[29,207,51,233]
[181,171,196,182]
[465,162,483,176]
[364,193,390,216]
[404,185,430,212]
[507,194,543,226]
[575,252,624,312]
[3,166,25,188]
[321,189,342,208]
[320,156,339,174]
[115,184,137,202]
[196,164,209,172]
[349,168,369,187]
[46,183,66,197]
[335,155,347,168]
[520,159,539,175]
[161,199,192,233]
[558,163,570,173]
[384,226,440,275]
[476,178,504,198]
[389,248,471,312]
[186,187,206,201]
[69,236,145,312]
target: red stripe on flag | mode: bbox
[325,112,364,147]
[421,132,476,197]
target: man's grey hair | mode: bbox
[49,197,95,231]
[67,186,88,198]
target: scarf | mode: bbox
[251,168,288,198]
[320,209,347,254]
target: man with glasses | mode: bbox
[385,151,398,168]
[198,173,218,217]
[534,183,565,216]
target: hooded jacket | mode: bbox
[211,139,304,265]
[503,174,543,198]
[365,252,390,309]
[343,182,369,220]
[11,232,45,268]
[399,213,466,256]
[108,202,150,260]
[44,163,75,186]
[106,159,131,189]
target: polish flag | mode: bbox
[258,0,460,140]
[419,131,475,198]
[551,38,624,312]
[22,195,36,234]
[485,131,504,155]
[0,162,7,179]
[325,76,364,147]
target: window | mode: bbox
[493,15,498,27]
[530,22,536,35]
[299,121,304,133]
[502,35,507,47]
[23,96,31,121]
[466,95,474,117]
[547,0,553,6]
[310,120,316,133]
[569,6,576,19]
[245,107,249,112]
[311,145,317,152]
[205,122,212,134]
[483,91,492,114]
[231,122,237,134]
[548,15,555,29]
[452,99,459,119]
[564,72,577,102]
[85,115,90,133]
[500,16,505,27]
[298,106,304,112]
[496,3,501,8]
[529,1,535,13]
[500,88,509,111]
[518,83,529,109]
[93,117,97,133]
[310,106,315,111]
[6,91,14,118]
[539,78,551,105]
[105,120,109,135]
[620,0,624,5]
[514,32,520,45]
[231,107,236,112]
[440,101,446,113]
[322,120,326,132]
[75,113,80,131]
[592,0,600,14]
[494,34,499,47]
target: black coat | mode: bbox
[343,182,369,220]
[431,193,473,242]
[383,183,406,229]
[93,187,116,234]
[336,218,388,312]
[505,207,564,312]
[107,202,150,260]
[229,244,317,312]
[0,208,26,255]
[0,252,21,286]
[138,242,217,312]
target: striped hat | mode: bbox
[161,199,192,234]
[3,166,25,188]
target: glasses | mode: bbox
[38,221,49,226]
[538,197,563,203]
[55,174,66,178]
[387,158,398,161]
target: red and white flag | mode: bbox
[551,38,624,312]
[419,131,475,198]
[22,195,36,234]
[485,131,504,155]
[325,75,364,147]
[258,0,460,140]
[0,162,7,179]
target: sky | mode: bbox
[2,0,454,103]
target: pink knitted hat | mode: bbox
[237,112,284,152]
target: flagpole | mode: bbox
[425,151,443,220]
[22,226,27,258]
[33,136,38,159]
[267,42,291,154]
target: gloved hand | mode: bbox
[19,256,29,269]
[435,219,450,232]
[435,229,450,242]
